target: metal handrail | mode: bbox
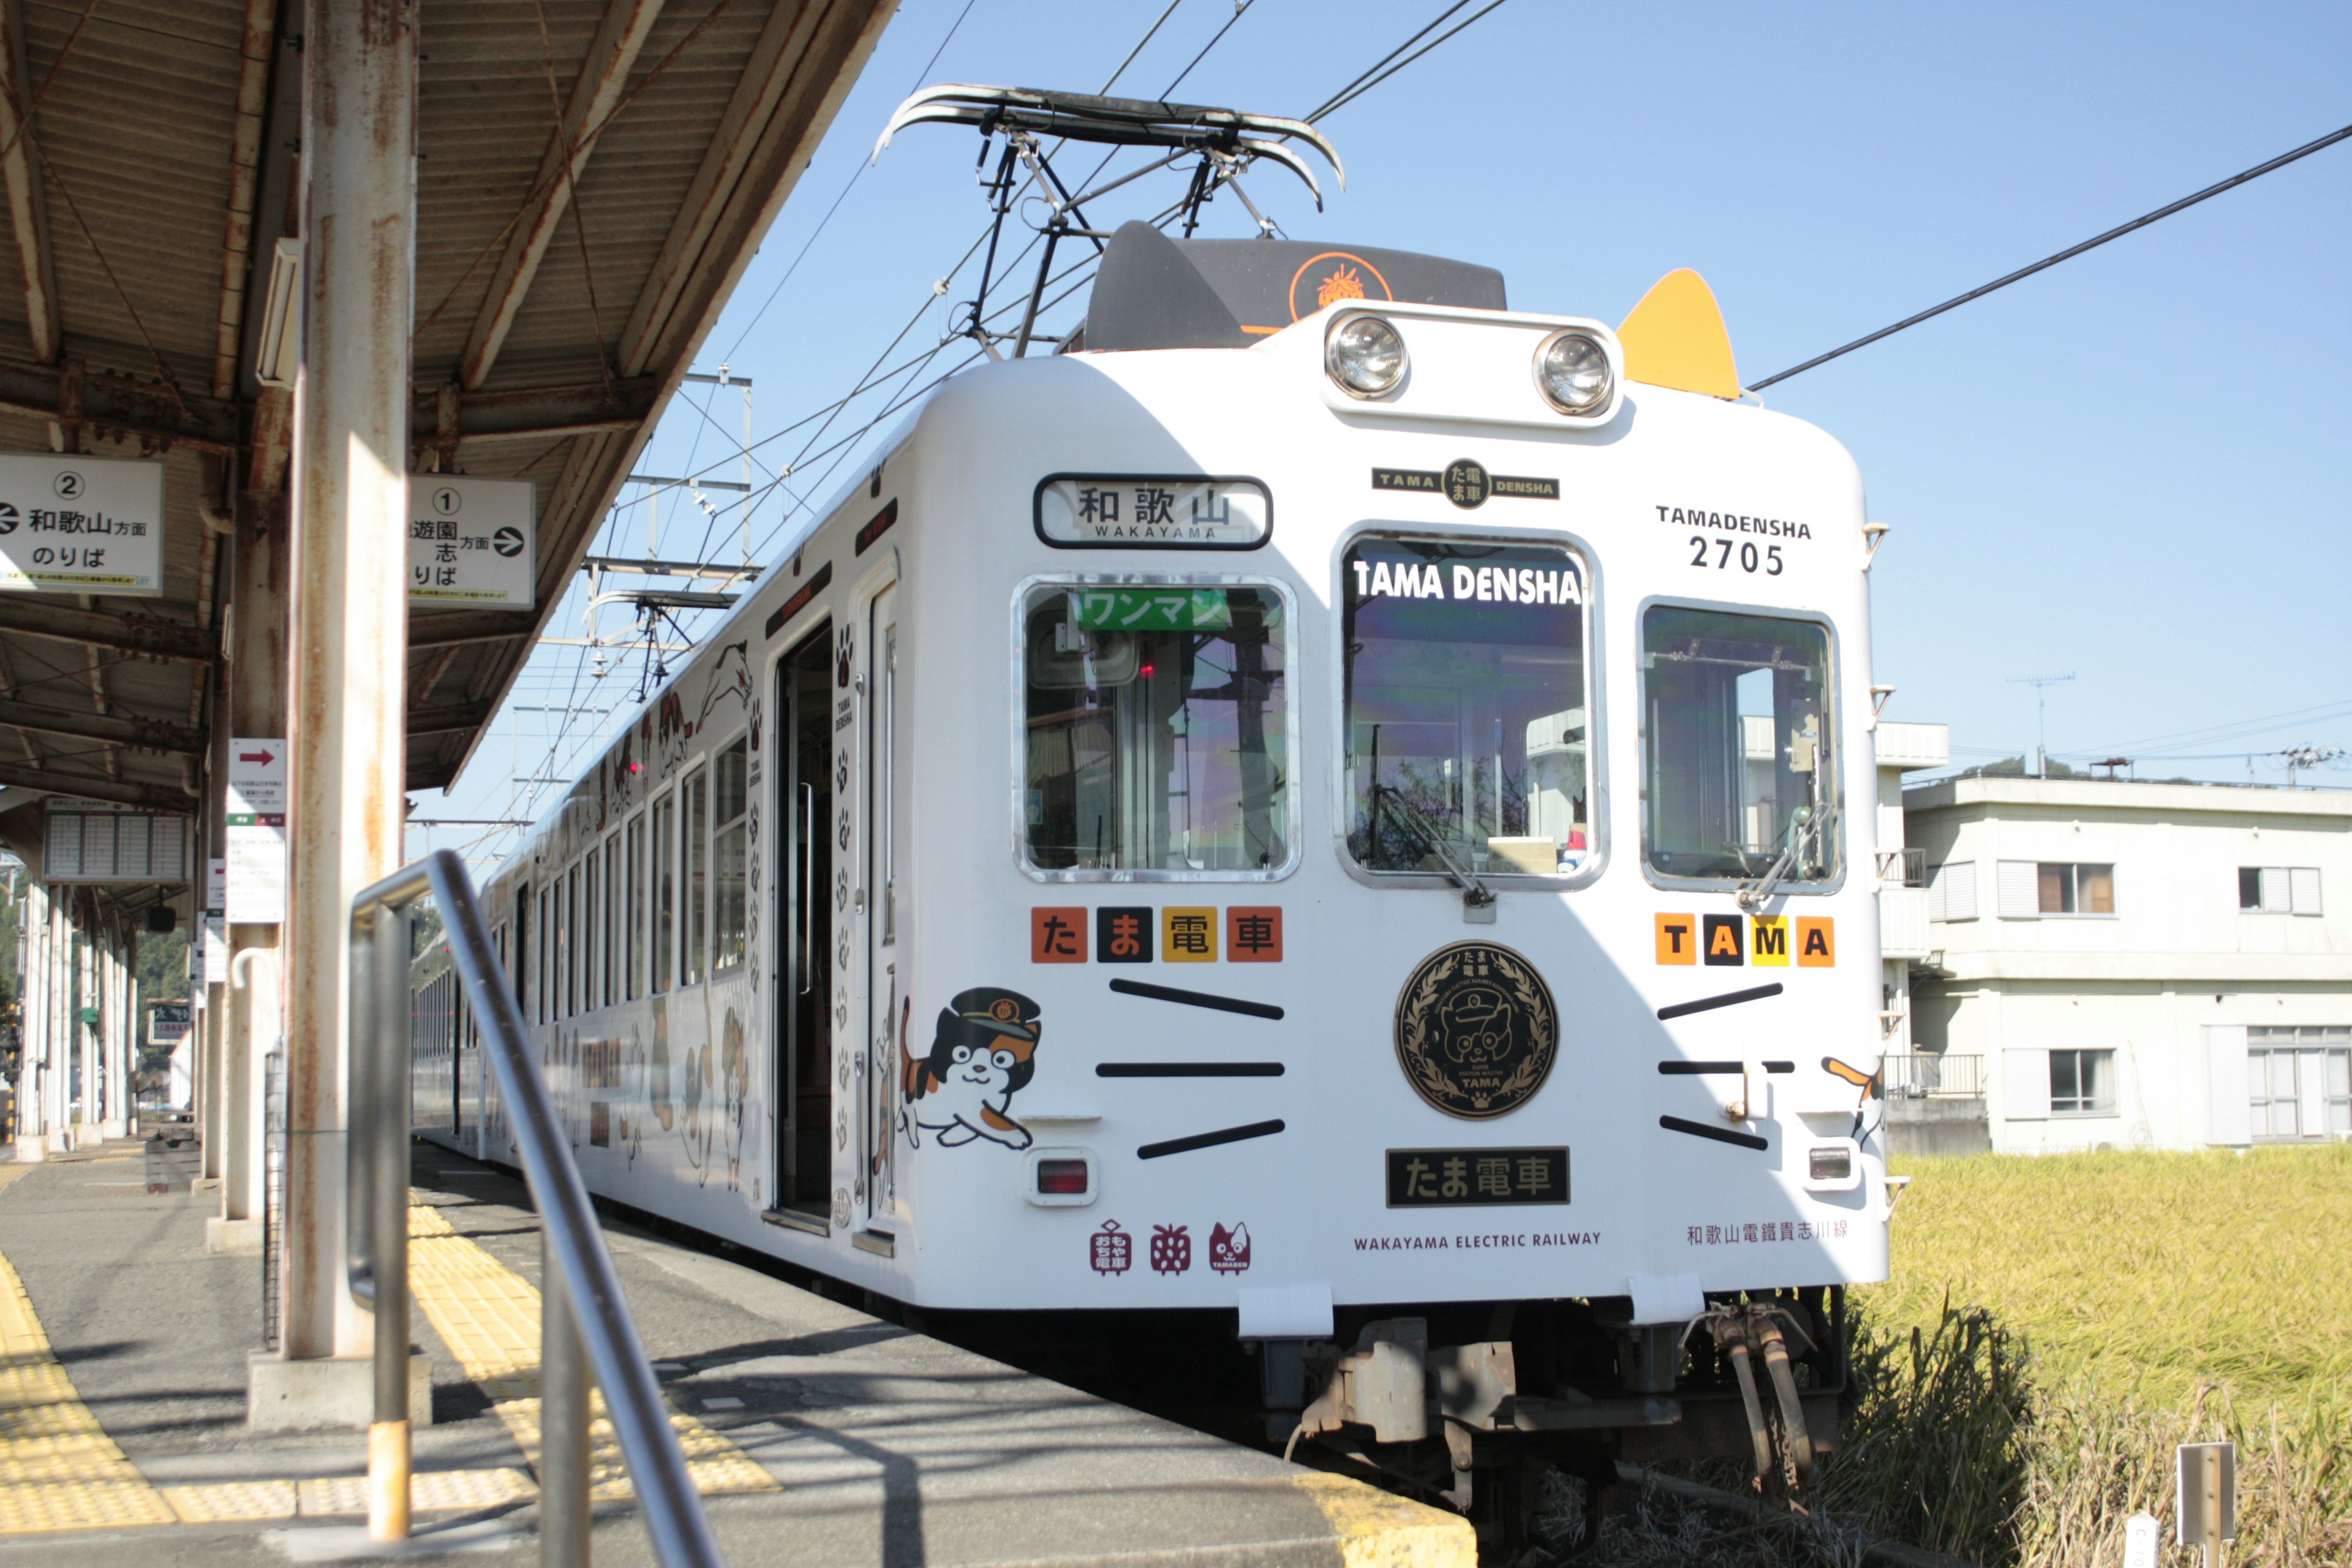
[348,848,723,1564]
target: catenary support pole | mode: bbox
[280,0,417,1398]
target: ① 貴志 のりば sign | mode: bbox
[0,454,164,596]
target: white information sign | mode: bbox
[1035,474,1270,548]
[409,475,535,605]
[225,737,287,925]
[0,453,165,595]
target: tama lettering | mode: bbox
[1350,559,1582,605]
[1655,505,1810,539]
[1657,914,1833,967]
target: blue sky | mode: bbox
[415,0,2352,864]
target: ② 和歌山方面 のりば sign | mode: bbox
[0,453,164,596]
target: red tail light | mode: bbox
[1036,1159,1090,1196]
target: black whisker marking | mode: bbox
[1136,1119,1286,1159]
[1658,1060,1795,1076]
[1109,978,1284,1019]
[1098,1063,1284,1078]
[1657,982,1784,1020]
[1658,1115,1770,1151]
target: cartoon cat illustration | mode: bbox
[902,987,1039,1150]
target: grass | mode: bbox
[1844,1144,2352,1567]
[1558,1145,2352,1567]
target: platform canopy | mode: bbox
[0,0,893,834]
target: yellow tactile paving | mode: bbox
[159,1479,298,1523]
[407,1199,777,1499]
[0,1241,176,1534]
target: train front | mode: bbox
[899,223,1893,1534]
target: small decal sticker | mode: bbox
[1031,907,1086,963]
[1798,917,1836,967]
[1090,1220,1133,1275]
[1751,915,1790,967]
[1225,907,1283,962]
[901,987,1040,1150]
[1097,907,1153,963]
[1208,1223,1252,1275]
[1703,913,1744,967]
[1149,1223,1192,1275]
[1655,914,1696,965]
[1161,907,1216,962]
[1394,941,1560,1120]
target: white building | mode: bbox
[1902,774,2352,1153]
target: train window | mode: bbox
[624,812,646,1000]
[1021,581,1292,876]
[1640,605,1838,886]
[582,853,598,1011]
[601,835,617,1006]
[537,884,551,1023]
[652,792,676,993]
[684,766,710,985]
[713,737,750,970]
[1341,537,1592,880]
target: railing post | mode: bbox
[542,1227,592,1566]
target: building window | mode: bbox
[712,737,750,971]
[2049,1048,2116,1116]
[1642,604,1835,886]
[1022,580,1292,875]
[2038,862,2114,915]
[2248,1027,2351,1140]
[2239,867,2321,915]
[1928,860,1977,921]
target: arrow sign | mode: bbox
[492,525,525,557]
[239,749,276,766]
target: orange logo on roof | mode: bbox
[1316,264,1368,309]
[1288,251,1393,322]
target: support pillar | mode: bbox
[262,0,417,1417]
[13,878,47,1159]
[201,657,232,1182]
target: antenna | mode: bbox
[2007,673,2075,777]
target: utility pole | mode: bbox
[2007,673,2075,777]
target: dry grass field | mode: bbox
[1568,1144,2350,1567]
[1844,1143,2350,1566]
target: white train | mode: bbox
[415,89,1898,1547]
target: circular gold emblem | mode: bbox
[1394,941,1558,1119]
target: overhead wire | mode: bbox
[1306,0,1513,123]
[1751,121,2352,390]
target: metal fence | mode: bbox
[1875,846,1927,886]
[348,849,722,1564]
[1881,1052,1984,1099]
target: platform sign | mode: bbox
[409,475,535,606]
[225,738,286,924]
[0,453,165,595]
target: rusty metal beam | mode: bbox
[458,0,667,390]
[408,609,535,649]
[213,0,281,399]
[0,695,205,756]
[404,701,492,737]
[0,594,216,662]
[0,0,58,366]
[0,760,193,809]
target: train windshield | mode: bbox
[1022,582,1290,875]
[1342,537,1592,878]
[1642,605,1838,883]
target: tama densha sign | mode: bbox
[409,475,536,606]
[0,454,164,595]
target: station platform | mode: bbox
[0,1139,1472,1566]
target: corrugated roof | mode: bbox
[0,0,895,848]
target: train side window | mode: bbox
[601,834,617,1006]
[684,765,710,986]
[1020,580,1292,876]
[537,884,551,1023]
[712,737,749,971]
[1341,537,1593,880]
[652,792,676,993]
[1640,604,1838,886]
[624,813,646,1000]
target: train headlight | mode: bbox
[1535,330,1612,416]
[1326,314,1406,398]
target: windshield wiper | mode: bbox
[1736,802,1831,911]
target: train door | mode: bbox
[773,624,833,1219]
[861,581,901,1229]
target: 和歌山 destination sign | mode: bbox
[0,454,164,596]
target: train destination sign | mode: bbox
[409,475,536,605]
[0,453,164,595]
[1035,473,1269,548]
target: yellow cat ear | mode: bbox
[1616,269,1741,400]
